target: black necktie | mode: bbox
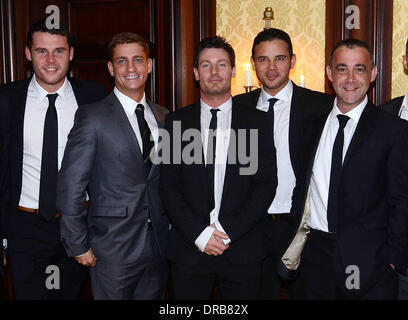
[39,93,59,220]
[206,108,219,211]
[267,98,279,135]
[135,104,154,174]
[327,114,350,232]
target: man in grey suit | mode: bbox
[57,32,169,299]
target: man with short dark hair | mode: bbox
[57,32,169,300]
[160,36,277,299]
[234,28,333,299]
[381,37,408,300]
[278,39,408,299]
[0,19,108,299]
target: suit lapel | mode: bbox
[107,93,144,163]
[11,80,30,202]
[193,103,209,198]
[288,85,302,176]
[343,102,376,167]
[146,100,165,181]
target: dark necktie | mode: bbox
[206,108,219,211]
[267,98,279,135]
[135,104,154,174]
[38,93,59,220]
[327,114,350,232]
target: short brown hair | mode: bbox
[107,32,150,62]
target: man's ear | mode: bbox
[107,61,114,77]
[193,67,199,81]
[69,46,74,62]
[25,46,32,62]
[326,65,333,82]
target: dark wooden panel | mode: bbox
[68,0,153,100]
[72,61,113,89]
[325,0,393,105]
[173,0,216,110]
[69,0,150,43]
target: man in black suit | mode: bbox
[278,39,408,299]
[57,32,169,300]
[234,28,333,299]
[160,36,276,299]
[0,20,107,299]
[381,38,408,300]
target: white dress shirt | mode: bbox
[307,96,368,232]
[194,98,233,252]
[113,88,159,152]
[19,76,79,208]
[398,91,408,121]
[256,80,296,214]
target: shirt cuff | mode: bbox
[214,221,231,244]
[75,248,91,257]
[194,226,215,252]
[2,239,7,249]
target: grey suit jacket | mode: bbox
[57,92,169,264]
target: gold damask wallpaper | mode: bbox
[392,0,408,99]
[216,0,326,96]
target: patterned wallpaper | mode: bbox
[392,0,408,99]
[216,0,326,96]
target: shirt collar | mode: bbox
[260,79,293,105]
[330,95,368,124]
[31,75,71,102]
[114,87,147,114]
[200,97,233,114]
[401,90,408,112]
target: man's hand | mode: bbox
[2,249,6,267]
[390,264,395,270]
[75,249,97,267]
[204,229,230,256]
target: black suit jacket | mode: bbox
[381,95,404,116]
[160,100,277,266]
[279,101,408,296]
[234,84,334,183]
[0,77,108,238]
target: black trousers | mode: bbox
[299,229,398,300]
[7,210,87,300]
[260,218,304,300]
[171,256,262,300]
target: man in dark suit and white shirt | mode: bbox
[234,28,334,299]
[0,20,107,299]
[57,32,169,300]
[278,39,408,299]
[381,37,408,300]
[160,36,276,299]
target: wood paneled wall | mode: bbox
[0,0,216,111]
